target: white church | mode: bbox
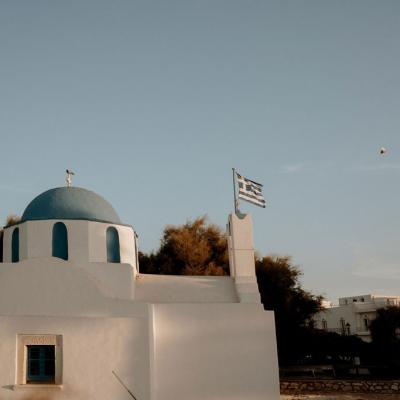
[0,184,279,400]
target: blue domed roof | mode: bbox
[21,187,121,224]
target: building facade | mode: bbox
[314,294,400,342]
[0,186,279,400]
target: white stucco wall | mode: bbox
[2,227,11,261]
[228,213,255,277]
[316,305,357,333]
[0,316,150,400]
[0,258,279,400]
[0,258,140,313]
[2,220,137,274]
[150,303,280,400]
[135,274,238,303]
[88,221,137,269]
[0,305,279,400]
[315,304,375,342]
[3,224,28,262]
[227,213,260,303]
[0,210,279,400]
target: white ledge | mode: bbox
[13,384,63,390]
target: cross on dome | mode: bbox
[65,169,75,187]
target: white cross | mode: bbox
[65,169,75,187]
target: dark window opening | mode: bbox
[27,345,55,383]
[0,230,3,262]
[52,222,68,260]
[12,228,19,263]
[340,318,346,335]
[106,227,120,263]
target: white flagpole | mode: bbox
[232,168,239,214]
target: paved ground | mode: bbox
[281,395,400,400]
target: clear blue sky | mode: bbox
[1,1,400,302]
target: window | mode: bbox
[322,319,328,330]
[16,335,62,386]
[52,222,68,260]
[12,228,19,262]
[27,345,55,383]
[106,227,120,263]
[340,318,346,335]
[363,316,370,330]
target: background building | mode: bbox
[314,294,400,342]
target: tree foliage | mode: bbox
[370,306,400,345]
[5,214,20,227]
[255,256,323,363]
[370,306,400,363]
[139,216,229,276]
[256,256,322,328]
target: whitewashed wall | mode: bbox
[2,220,137,275]
[88,221,136,268]
[135,274,238,303]
[0,258,138,308]
[227,213,261,303]
[150,303,280,400]
[0,316,150,400]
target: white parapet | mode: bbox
[149,303,280,400]
[227,212,261,304]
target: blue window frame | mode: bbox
[27,345,55,383]
[106,227,120,263]
[52,222,68,260]
[12,228,19,263]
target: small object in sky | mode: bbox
[379,147,387,156]
[65,169,75,187]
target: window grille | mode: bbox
[27,345,55,383]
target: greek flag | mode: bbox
[237,173,266,208]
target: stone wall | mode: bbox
[281,380,400,395]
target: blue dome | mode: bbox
[21,187,121,224]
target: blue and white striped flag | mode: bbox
[236,173,266,208]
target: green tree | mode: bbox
[370,306,400,368]
[5,214,20,227]
[139,216,229,276]
[370,306,400,346]
[255,256,323,363]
